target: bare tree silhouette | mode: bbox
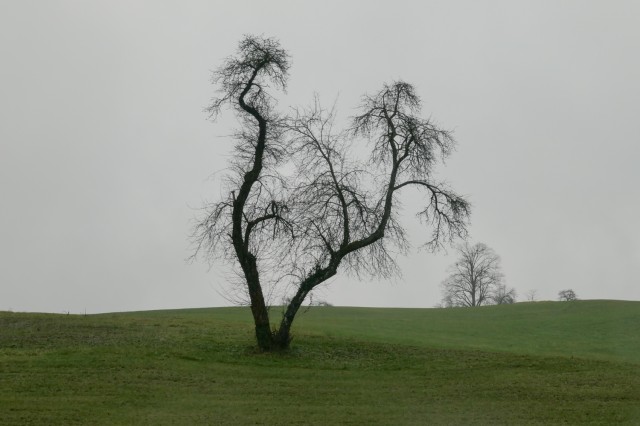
[558,289,578,301]
[192,35,470,350]
[441,243,513,307]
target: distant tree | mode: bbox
[192,35,470,350]
[440,242,513,307]
[525,289,538,302]
[558,289,578,301]
[492,283,517,305]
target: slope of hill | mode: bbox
[296,300,640,363]
[1,301,638,424]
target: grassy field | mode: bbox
[1,300,638,425]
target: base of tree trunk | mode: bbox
[255,327,293,352]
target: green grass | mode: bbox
[1,301,638,425]
[296,300,640,363]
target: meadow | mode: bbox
[1,300,638,424]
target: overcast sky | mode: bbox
[1,1,639,314]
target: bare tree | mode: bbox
[525,289,538,302]
[192,35,470,350]
[440,242,510,307]
[492,283,517,305]
[558,289,578,301]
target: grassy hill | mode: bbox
[296,300,640,363]
[1,301,639,424]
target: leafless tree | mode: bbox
[558,289,578,301]
[492,283,517,305]
[525,289,538,302]
[192,35,470,350]
[440,242,510,307]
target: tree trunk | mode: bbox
[247,284,272,350]
[273,268,338,349]
[241,255,275,351]
[274,289,307,348]
[251,301,273,351]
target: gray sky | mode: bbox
[1,1,639,313]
